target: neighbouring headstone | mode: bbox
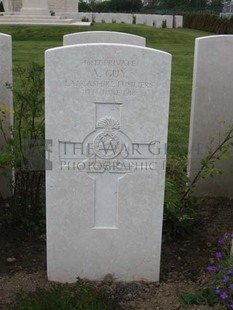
[188,35,233,197]
[146,15,156,27]
[135,14,147,25]
[94,13,112,23]
[153,15,163,28]
[174,15,183,28]
[93,13,101,23]
[163,15,173,28]
[0,33,13,199]
[63,31,146,46]
[115,13,132,24]
[46,43,171,282]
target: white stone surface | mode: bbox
[94,13,112,23]
[49,0,78,13]
[72,22,91,26]
[64,31,146,46]
[135,14,147,25]
[188,35,233,197]
[174,15,183,28]
[21,0,49,16]
[163,15,173,28]
[146,14,155,27]
[3,0,78,13]
[0,33,13,198]
[153,15,163,28]
[94,13,102,23]
[115,13,132,24]
[89,13,131,24]
[46,43,171,282]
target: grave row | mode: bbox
[60,12,183,28]
[0,31,233,283]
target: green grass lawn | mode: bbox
[0,23,212,156]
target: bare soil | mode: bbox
[0,198,232,310]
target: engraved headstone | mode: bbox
[46,43,171,282]
[63,31,146,46]
[0,33,13,198]
[188,35,233,197]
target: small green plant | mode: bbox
[180,288,218,308]
[112,19,116,23]
[162,20,167,28]
[164,124,233,239]
[164,156,197,239]
[182,124,233,200]
[81,16,89,22]
[50,10,55,16]
[181,233,233,309]
[132,15,136,24]
[207,233,233,309]
[153,21,156,27]
[101,19,106,23]
[12,279,121,310]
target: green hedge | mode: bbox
[183,13,233,34]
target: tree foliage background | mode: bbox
[79,0,143,13]
[79,0,224,13]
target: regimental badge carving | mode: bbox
[80,103,134,174]
[94,117,122,159]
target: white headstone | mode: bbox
[94,13,112,23]
[188,35,233,197]
[163,15,173,28]
[63,31,146,46]
[46,43,171,283]
[146,14,155,27]
[115,13,132,24]
[174,15,183,28]
[0,33,13,199]
[135,14,147,25]
[154,15,163,28]
[94,13,102,23]
[21,0,49,16]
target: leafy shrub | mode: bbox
[81,16,89,22]
[183,13,233,34]
[164,157,197,239]
[162,20,167,28]
[164,124,233,239]
[12,279,121,310]
[0,63,45,235]
[132,15,136,24]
